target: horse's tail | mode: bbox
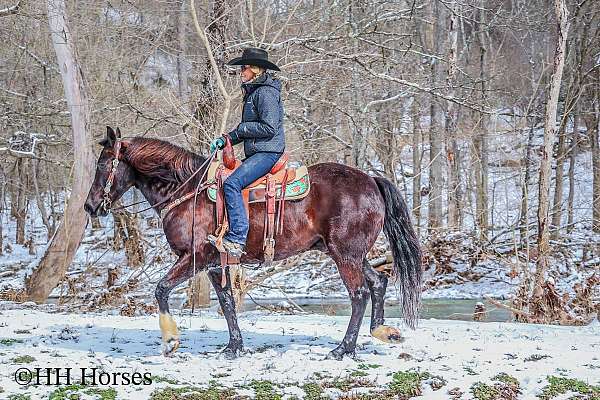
[374,177,422,329]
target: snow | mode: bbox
[0,304,598,399]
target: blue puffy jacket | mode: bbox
[228,73,285,157]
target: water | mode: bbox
[228,297,512,322]
[47,296,513,322]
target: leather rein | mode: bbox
[102,140,217,220]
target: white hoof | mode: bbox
[162,338,180,356]
[371,325,404,344]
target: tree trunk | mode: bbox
[25,0,95,302]
[176,0,190,113]
[11,159,28,245]
[587,104,600,232]
[474,2,489,240]
[412,104,422,235]
[31,159,54,239]
[446,0,461,230]
[112,206,145,268]
[427,0,444,233]
[381,125,396,183]
[519,118,537,244]
[44,163,58,234]
[190,0,230,143]
[566,112,579,232]
[532,0,570,310]
[550,119,569,239]
[185,272,211,309]
[0,167,4,256]
[351,121,368,170]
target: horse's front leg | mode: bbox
[207,266,244,359]
[155,253,193,356]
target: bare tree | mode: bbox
[427,0,445,233]
[412,102,423,233]
[473,0,490,240]
[445,0,461,230]
[532,0,570,313]
[586,95,600,233]
[25,0,95,302]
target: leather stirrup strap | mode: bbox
[276,169,289,235]
[263,174,276,262]
[215,166,230,287]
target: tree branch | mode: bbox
[190,0,232,136]
[0,1,20,17]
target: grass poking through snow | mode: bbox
[538,376,600,399]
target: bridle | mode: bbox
[101,140,122,212]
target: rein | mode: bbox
[107,143,217,217]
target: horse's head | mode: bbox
[84,126,135,217]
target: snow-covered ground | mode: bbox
[0,303,598,399]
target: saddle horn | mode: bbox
[222,134,236,170]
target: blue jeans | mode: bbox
[223,152,282,245]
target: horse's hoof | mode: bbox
[326,348,346,361]
[162,339,180,356]
[371,325,405,344]
[221,344,243,359]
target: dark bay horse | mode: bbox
[84,127,422,360]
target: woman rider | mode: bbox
[207,48,285,258]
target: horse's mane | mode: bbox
[125,137,208,183]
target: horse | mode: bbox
[84,126,422,360]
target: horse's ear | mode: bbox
[115,127,122,139]
[105,126,117,147]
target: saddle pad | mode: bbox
[207,165,310,203]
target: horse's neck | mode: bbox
[134,176,179,212]
[129,154,206,214]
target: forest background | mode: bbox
[0,0,599,323]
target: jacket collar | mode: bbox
[242,73,266,95]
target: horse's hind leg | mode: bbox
[155,253,192,356]
[206,266,244,359]
[363,259,404,343]
[327,256,370,360]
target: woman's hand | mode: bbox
[209,136,227,153]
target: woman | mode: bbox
[207,47,285,258]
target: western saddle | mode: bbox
[209,136,308,270]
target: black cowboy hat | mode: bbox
[227,47,280,71]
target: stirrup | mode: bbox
[207,234,225,253]
[207,235,245,258]
[222,239,245,258]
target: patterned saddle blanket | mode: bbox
[206,162,310,203]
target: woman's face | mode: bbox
[240,65,255,83]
